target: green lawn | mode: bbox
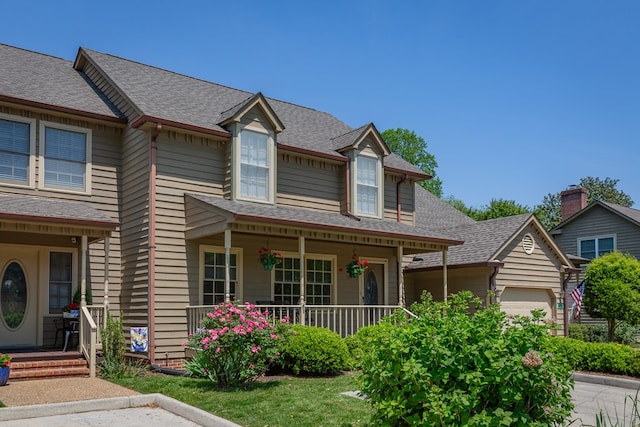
[110,373,371,427]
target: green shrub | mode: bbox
[279,325,351,375]
[360,291,574,426]
[569,322,638,345]
[547,336,640,376]
[344,324,394,369]
[100,311,135,378]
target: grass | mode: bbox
[110,372,371,426]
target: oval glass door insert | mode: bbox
[1,261,28,329]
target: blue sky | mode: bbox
[3,1,639,208]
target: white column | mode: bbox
[443,249,448,302]
[299,236,306,324]
[224,229,231,303]
[397,245,404,306]
[104,236,110,309]
[81,235,88,306]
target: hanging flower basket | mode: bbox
[258,247,282,271]
[346,253,368,278]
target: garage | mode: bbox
[499,287,555,320]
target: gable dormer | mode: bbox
[218,93,284,205]
[332,123,390,219]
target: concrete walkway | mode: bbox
[0,373,638,426]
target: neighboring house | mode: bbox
[551,186,640,321]
[0,43,463,368]
[405,186,577,334]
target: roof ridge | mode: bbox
[1,43,72,64]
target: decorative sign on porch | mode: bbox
[130,327,148,352]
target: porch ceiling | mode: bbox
[184,193,462,253]
[0,194,118,239]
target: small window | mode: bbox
[579,236,615,260]
[0,116,34,186]
[41,122,91,192]
[239,129,270,201]
[356,155,380,217]
[49,252,73,313]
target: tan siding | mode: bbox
[277,154,342,212]
[405,267,491,305]
[384,175,415,224]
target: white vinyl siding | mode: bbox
[356,155,380,217]
[239,129,270,201]
[0,115,35,187]
[579,236,615,260]
[40,122,91,193]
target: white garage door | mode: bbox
[500,288,554,320]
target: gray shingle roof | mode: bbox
[414,184,476,231]
[0,194,118,227]
[0,44,123,119]
[407,213,533,269]
[78,48,426,176]
[186,193,462,246]
[598,201,640,226]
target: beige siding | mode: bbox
[277,154,342,212]
[405,267,491,306]
[495,224,564,331]
[384,175,415,225]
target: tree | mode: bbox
[445,197,531,221]
[535,176,633,229]
[583,251,640,342]
[381,128,442,197]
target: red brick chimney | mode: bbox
[560,186,587,221]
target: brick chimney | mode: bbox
[560,186,587,221]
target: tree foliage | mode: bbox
[446,197,531,221]
[381,128,442,197]
[536,177,633,229]
[584,251,640,342]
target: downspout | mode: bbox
[149,123,162,364]
[487,260,503,305]
[397,174,408,222]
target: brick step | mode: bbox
[9,358,89,381]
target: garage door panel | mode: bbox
[500,288,553,319]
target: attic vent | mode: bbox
[522,234,535,255]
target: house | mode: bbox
[0,43,464,371]
[405,185,578,335]
[551,186,640,321]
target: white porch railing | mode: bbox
[186,304,402,338]
[79,305,106,378]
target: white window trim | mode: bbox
[0,113,36,188]
[232,123,276,204]
[271,252,336,305]
[38,120,92,195]
[577,234,616,259]
[199,245,243,304]
[353,152,383,219]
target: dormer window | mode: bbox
[355,154,382,218]
[233,126,275,204]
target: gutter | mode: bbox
[487,260,503,304]
[149,123,162,364]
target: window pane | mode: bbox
[49,252,72,313]
[0,119,30,184]
[598,237,614,256]
[580,239,596,260]
[44,127,86,190]
[240,130,270,200]
[202,251,236,303]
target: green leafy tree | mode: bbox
[536,177,633,229]
[446,197,531,221]
[381,128,442,197]
[584,251,640,342]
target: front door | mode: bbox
[363,262,385,305]
[0,247,39,348]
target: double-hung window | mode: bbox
[579,236,615,260]
[41,122,91,192]
[201,247,241,304]
[0,116,34,186]
[49,252,73,313]
[239,129,271,202]
[273,255,334,305]
[356,155,380,217]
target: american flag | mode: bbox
[570,281,585,319]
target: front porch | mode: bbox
[187,303,406,337]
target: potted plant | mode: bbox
[0,353,11,386]
[346,253,368,278]
[63,302,80,318]
[258,247,282,271]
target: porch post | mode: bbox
[81,235,88,306]
[224,229,231,303]
[442,249,448,302]
[397,245,404,306]
[104,236,110,309]
[299,236,306,325]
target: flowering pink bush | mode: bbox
[185,302,288,388]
